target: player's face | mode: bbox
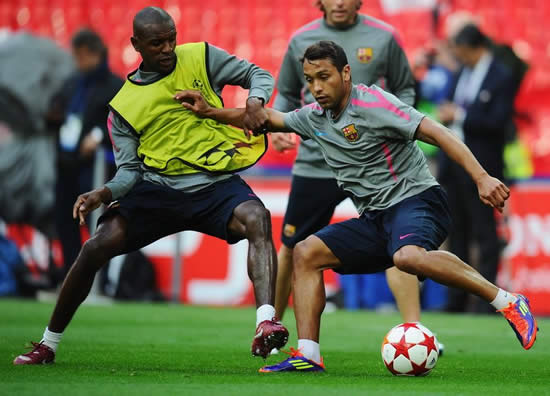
[321,0,361,27]
[303,58,351,111]
[72,45,102,74]
[131,22,177,74]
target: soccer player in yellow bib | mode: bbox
[13,7,288,366]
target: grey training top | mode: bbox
[283,84,438,214]
[104,43,274,200]
[274,14,416,178]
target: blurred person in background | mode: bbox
[55,28,123,279]
[411,41,458,170]
[0,31,73,231]
[413,41,458,110]
[437,24,518,313]
[270,0,439,346]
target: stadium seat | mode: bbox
[0,3,15,28]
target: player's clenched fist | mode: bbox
[244,97,269,135]
[475,173,510,212]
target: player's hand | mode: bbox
[437,101,458,123]
[174,90,211,117]
[79,133,100,158]
[243,97,269,137]
[73,187,112,225]
[475,173,510,213]
[270,132,296,152]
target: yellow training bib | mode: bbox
[109,42,267,175]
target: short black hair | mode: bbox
[71,28,106,57]
[133,6,174,38]
[301,41,349,72]
[453,24,490,48]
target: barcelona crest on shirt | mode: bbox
[283,224,296,237]
[341,124,359,142]
[357,47,373,63]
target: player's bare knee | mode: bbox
[294,237,322,272]
[81,226,124,265]
[393,246,425,275]
[78,238,104,268]
[249,204,271,225]
[292,241,308,272]
[80,238,105,263]
[244,204,272,239]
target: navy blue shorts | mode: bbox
[98,175,262,254]
[281,175,350,248]
[315,186,452,275]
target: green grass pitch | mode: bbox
[0,299,548,395]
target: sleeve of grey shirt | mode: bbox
[386,36,416,107]
[273,41,303,112]
[283,107,313,140]
[103,112,142,200]
[207,44,274,104]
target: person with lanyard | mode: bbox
[56,28,124,280]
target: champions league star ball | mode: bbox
[381,322,439,376]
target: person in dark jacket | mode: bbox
[437,24,517,313]
[55,28,123,278]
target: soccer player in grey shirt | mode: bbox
[174,41,538,372]
[271,0,423,332]
[13,7,288,366]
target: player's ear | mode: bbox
[342,64,351,83]
[130,36,140,52]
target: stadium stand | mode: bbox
[2,0,548,174]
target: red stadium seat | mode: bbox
[0,3,15,28]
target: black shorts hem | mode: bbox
[313,186,451,275]
[97,176,264,251]
[315,231,393,275]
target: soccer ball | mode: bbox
[381,322,439,376]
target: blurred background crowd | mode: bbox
[1,0,549,316]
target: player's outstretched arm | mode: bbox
[416,117,510,212]
[174,90,293,134]
[265,108,292,132]
[175,89,246,126]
